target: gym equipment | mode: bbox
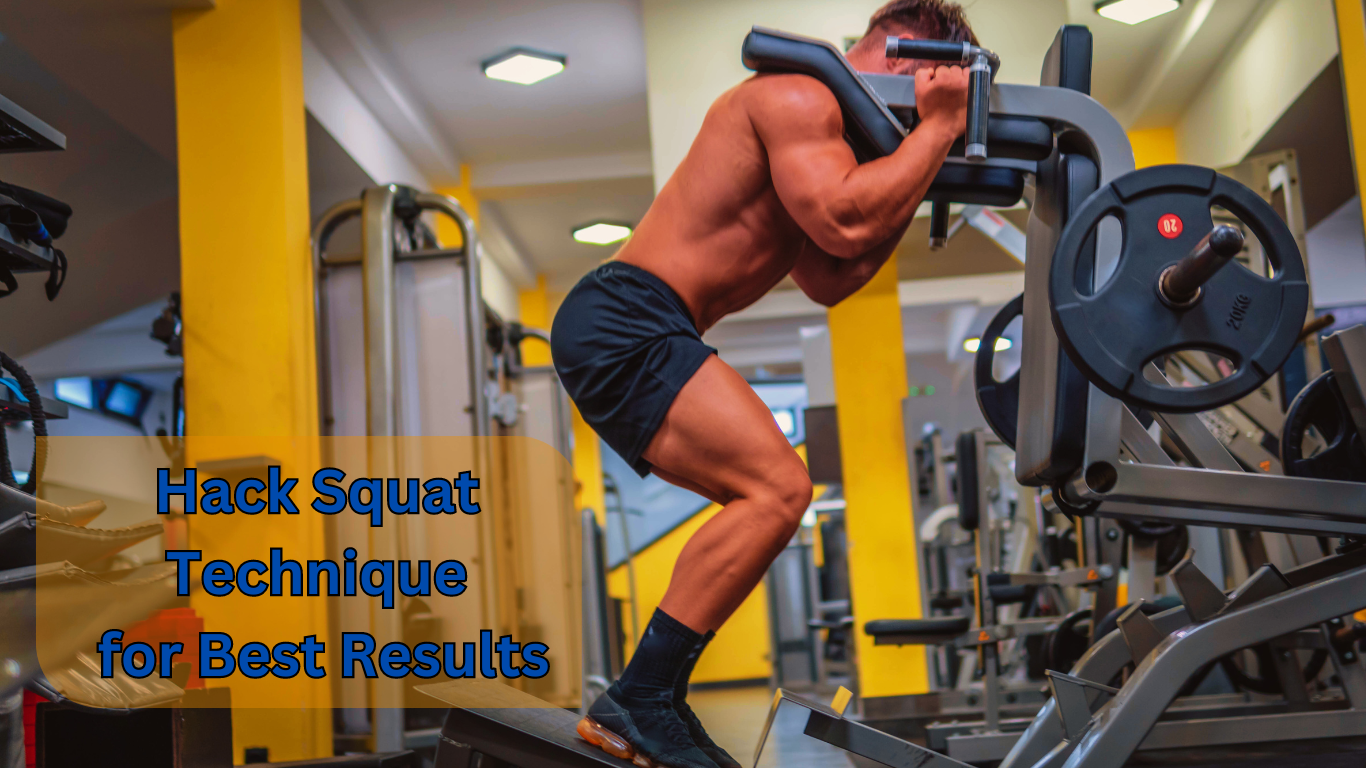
[871,429,1111,744]
[1282,371,1366,480]
[313,185,581,752]
[430,22,1366,768]
[975,294,1023,449]
[1049,166,1309,414]
[0,95,69,301]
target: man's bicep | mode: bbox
[750,81,859,228]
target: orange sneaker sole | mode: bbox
[576,717,657,767]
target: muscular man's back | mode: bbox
[615,76,811,333]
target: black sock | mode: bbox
[616,608,703,701]
[674,631,715,703]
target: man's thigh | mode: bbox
[643,355,803,498]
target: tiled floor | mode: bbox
[688,686,853,768]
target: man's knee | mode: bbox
[758,461,812,527]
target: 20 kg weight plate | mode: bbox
[1281,370,1366,481]
[1049,165,1309,413]
[975,293,1023,449]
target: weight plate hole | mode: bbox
[1145,350,1240,390]
[1080,214,1124,296]
[985,313,1022,384]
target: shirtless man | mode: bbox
[551,2,975,767]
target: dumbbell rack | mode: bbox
[0,91,65,278]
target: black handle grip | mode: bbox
[965,63,990,161]
[929,200,950,249]
[886,37,968,62]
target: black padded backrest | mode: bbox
[1041,25,1093,94]
[742,27,907,161]
[1017,151,1098,485]
[741,26,1028,207]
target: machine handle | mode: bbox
[965,55,991,162]
[929,200,950,250]
[885,37,970,62]
[887,38,999,161]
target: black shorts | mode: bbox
[551,262,716,477]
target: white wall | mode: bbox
[1176,0,1339,168]
[641,0,1067,190]
[303,33,525,316]
[302,33,429,190]
[1307,196,1366,308]
[479,243,521,321]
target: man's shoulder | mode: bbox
[739,73,842,123]
[743,72,835,113]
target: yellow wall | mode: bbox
[520,274,553,367]
[172,0,330,760]
[828,260,928,698]
[1337,0,1366,250]
[1129,127,1178,169]
[433,167,520,320]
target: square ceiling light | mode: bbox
[572,222,632,245]
[482,48,566,85]
[1095,0,1180,25]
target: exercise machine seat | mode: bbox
[865,616,971,645]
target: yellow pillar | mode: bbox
[173,0,330,759]
[1128,127,1178,168]
[435,164,480,247]
[519,274,553,366]
[1337,0,1366,250]
[827,260,929,698]
[571,404,607,526]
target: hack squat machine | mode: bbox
[422,23,1366,768]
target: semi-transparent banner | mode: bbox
[29,435,578,710]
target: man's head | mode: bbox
[847,0,977,74]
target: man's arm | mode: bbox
[750,65,967,260]
[788,223,909,307]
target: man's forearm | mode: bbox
[825,122,957,257]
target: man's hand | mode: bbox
[915,65,970,138]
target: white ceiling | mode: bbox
[348,0,651,166]
[304,0,656,289]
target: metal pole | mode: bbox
[310,198,363,437]
[359,186,404,753]
[414,192,489,436]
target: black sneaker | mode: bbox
[577,684,721,768]
[674,699,742,768]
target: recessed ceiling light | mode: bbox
[963,337,1012,353]
[1095,0,1180,25]
[482,48,566,85]
[572,222,632,245]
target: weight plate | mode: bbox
[1049,165,1309,413]
[1281,371,1366,481]
[1117,517,1181,540]
[975,293,1024,449]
